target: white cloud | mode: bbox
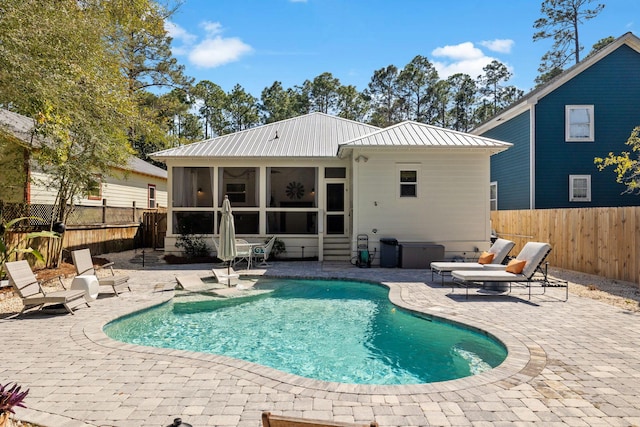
[166,20,253,68]
[189,36,253,68]
[201,21,223,35]
[432,42,484,61]
[480,39,515,54]
[164,21,197,55]
[431,41,506,79]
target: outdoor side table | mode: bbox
[71,274,100,302]
[482,264,509,292]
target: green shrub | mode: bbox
[175,234,210,258]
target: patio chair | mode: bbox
[450,242,566,300]
[234,238,253,268]
[430,238,515,285]
[71,249,131,296]
[252,236,277,267]
[4,260,89,315]
[262,411,378,427]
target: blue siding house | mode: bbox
[474,32,640,210]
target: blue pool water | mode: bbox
[104,278,507,385]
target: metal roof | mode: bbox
[339,121,512,152]
[151,112,381,159]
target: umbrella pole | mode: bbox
[227,261,231,287]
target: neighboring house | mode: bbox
[0,108,168,210]
[474,32,640,210]
[151,112,511,263]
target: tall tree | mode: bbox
[476,60,523,120]
[163,88,202,143]
[308,72,341,114]
[367,65,402,127]
[586,35,615,58]
[447,73,477,132]
[533,0,604,80]
[0,0,137,265]
[336,85,370,122]
[260,81,298,124]
[397,55,439,123]
[225,84,259,132]
[193,80,227,138]
[103,0,193,155]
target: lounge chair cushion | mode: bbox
[506,258,526,274]
[478,251,494,264]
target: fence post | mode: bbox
[132,201,136,223]
[102,199,107,224]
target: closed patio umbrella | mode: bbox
[218,195,237,286]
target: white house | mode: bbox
[152,113,511,264]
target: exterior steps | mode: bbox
[323,236,351,262]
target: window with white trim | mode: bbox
[87,176,102,200]
[490,182,498,210]
[397,165,419,198]
[569,175,591,202]
[566,105,594,142]
[148,184,156,208]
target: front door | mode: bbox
[325,182,346,235]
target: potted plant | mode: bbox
[0,382,29,427]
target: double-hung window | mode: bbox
[398,165,419,198]
[490,182,498,210]
[569,175,591,202]
[566,105,594,142]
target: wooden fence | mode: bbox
[490,207,640,285]
[3,212,167,269]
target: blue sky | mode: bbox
[167,0,639,98]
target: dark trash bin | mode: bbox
[379,237,399,268]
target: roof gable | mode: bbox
[474,32,640,134]
[339,121,512,153]
[151,112,380,159]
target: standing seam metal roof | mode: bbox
[151,112,381,159]
[339,121,513,149]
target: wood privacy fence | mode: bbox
[2,209,167,269]
[490,207,640,285]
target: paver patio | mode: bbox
[2,251,640,427]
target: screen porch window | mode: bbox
[566,105,594,142]
[569,175,591,202]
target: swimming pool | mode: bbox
[104,278,507,385]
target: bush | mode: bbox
[175,234,210,259]
[270,237,286,258]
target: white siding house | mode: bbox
[152,113,511,264]
[0,108,167,210]
[29,157,167,209]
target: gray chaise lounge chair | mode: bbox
[5,260,89,315]
[451,242,567,300]
[72,248,131,296]
[430,238,515,285]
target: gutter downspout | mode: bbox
[529,102,537,210]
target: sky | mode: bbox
[166,0,640,98]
